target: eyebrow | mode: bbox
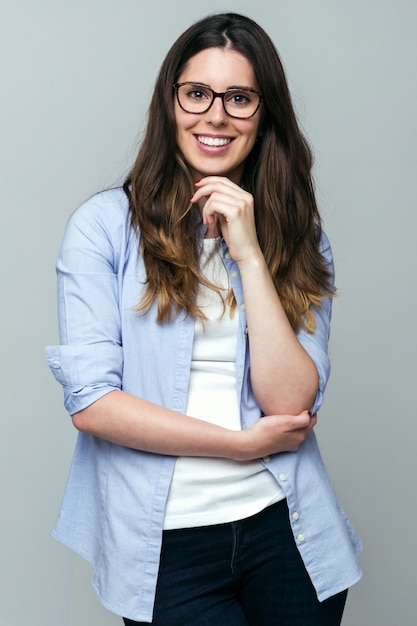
[187,81,257,91]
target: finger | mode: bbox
[283,414,315,437]
[195,176,239,189]
[192,188,245,206]
[309,413,317,428]
[290,410,312,429]
[201,193,243,217]
[202,202,249,231]
[192,180,249,204]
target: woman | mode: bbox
[46,12,361,625]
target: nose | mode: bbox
[205,94,227,125]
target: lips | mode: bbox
[197,135,233,147]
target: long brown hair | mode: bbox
[123,12,334,332]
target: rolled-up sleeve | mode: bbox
[297,230,335,415]
[45,344,123,415]
[46,193,128,415]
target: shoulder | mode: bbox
[68,187,130,231]
[63,187,132,249]
[58,188,135,271]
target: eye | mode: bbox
[225,90,253,107]
[184,85,211,101]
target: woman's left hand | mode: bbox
[191,177,262,266]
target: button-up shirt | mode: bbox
[46,188,362,622]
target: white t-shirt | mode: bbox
[164,238,284,529]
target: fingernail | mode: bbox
[194,179,200,185]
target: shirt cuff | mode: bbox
[45,344,123,415]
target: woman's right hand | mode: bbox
[235,411,316,461]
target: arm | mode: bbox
[72,390,316,461]
[46,191,315,461]
[237,250,319,415]
[192,177,326,416]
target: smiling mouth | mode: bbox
[197,136,232,147]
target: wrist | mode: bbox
[236,249,266,273]
[228,428,257,462]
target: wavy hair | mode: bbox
[123,12,334,332]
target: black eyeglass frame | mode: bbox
[173,82,263,119]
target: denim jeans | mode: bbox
[123,500,347,625]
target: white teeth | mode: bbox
[197,136,231,147]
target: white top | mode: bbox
[164,238,285,529]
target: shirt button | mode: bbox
[244,327,249,335]
[297,534,305,542]
[225,252,231,259]
[292,512,299,521]
[240,303,246,311]
[231,270,238,278]
[51,360,60,369]
[263,456,271,462]
[279,473,287,482]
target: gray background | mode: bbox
[1,0,416,624]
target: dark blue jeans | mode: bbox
[123,500,347,625]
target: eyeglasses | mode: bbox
[174,82,262,119]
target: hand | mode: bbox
[235,410,317,461]
[191,176,262,265]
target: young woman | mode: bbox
[46,12,361,625]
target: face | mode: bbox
[174,48,261,184]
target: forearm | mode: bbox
[72,390,245,459]
[72,390,315,461]
[238,253,319,415]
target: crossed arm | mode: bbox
[56,180,329,460]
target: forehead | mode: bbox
[179,47,257,89]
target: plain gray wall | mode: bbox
[1,0,416,624]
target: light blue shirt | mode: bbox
[46,188,362,622]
